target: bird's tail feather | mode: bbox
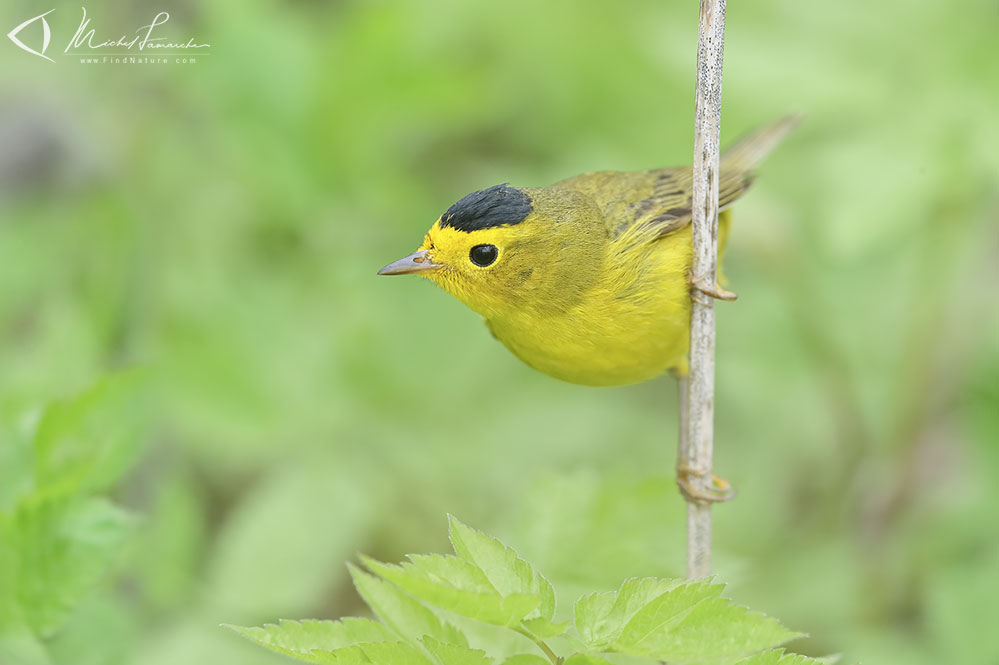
[721,114,802,172]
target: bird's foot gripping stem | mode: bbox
[690,279,738,302]
[676,463,737,503]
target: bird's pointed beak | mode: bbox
[377,249,441,276]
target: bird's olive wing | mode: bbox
[555,166,753,239]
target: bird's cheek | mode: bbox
[427,269,461,298]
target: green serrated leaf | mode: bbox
[228,622,435,665]
[499,656,549,665]
[404,554,497,594]
[232,523,816,665]
[349,564,467,647]
[733,649,827,665]
[362,555,539,627]
[308,641,435,665]
[615,591,803,662]
[812,655,842,665]
[519,617,568,639]
[420,635,492,665]
[562,655,615,665]
[615,581,726,647]
[225,618,395,660]
[574,577,687,648]
[448,516,556,622]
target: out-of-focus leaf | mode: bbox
[204,460,374,617]
[133,615,281,665]
[0,621,52,665]
[32,372,147,497]
[925,559,999,665]
[2,497,134,638]
[131,472,205,612]
[46,592,139,665]
[0,421,34,512]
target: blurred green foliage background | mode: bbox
[0,0,996,664]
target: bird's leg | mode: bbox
[690,278,738,302]
[676,462,737,503]
[678,276,735,502]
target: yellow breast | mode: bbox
[485,218,721,386]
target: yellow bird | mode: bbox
[379,118,796,386]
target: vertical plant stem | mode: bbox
[679,0,727,580]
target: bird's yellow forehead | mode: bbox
[419,220,452,251]
[419,219,524,256]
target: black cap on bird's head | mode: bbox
[439,184,533,232]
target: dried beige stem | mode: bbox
[678,0,727,580]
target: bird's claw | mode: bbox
[676,464,737,503]
[691,279,738,302]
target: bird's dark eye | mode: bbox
[469,244,498,267]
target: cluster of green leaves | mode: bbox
[0,374,146,664]
[230,517,820,665]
